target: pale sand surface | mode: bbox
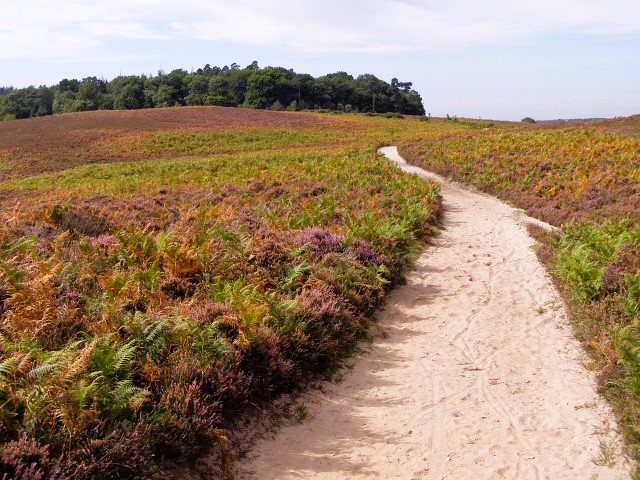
[237,147,629,479]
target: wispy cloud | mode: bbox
[1,0,639,61]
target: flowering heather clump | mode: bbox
[33,242,49,257]
[88,234,119,248]
[49,205,111,236]
[602,243,640,296]
[349,238,386,265]
[201,351,252,407]
[292,279,361,366]
[251,232,291,271]
[0,434,80,480]
[82,421,166,479]
[240,325,292,393]
[580,185,611,211]
[155,380,220,456]
[230,207,264,233]
[296,280,347,320]
[294,228,344,256]
[54,281,82,308]
[602,263,627,295]
[190,300,236,327]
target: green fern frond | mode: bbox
[0,358,15,379]
[70,376,102,408]
[143,322,166,349]
[104,379,149,416]
[142,322,170,365]
[29,357,59,381]
[280,262,309,292]
[113,341,137,374]
[0,259,25,287]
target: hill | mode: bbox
[0,108,639,477]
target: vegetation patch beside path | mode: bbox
[0,109,444,478]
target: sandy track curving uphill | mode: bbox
[237,147,628,479]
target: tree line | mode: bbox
[0,62,425,121]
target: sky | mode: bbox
[1,0,639,120]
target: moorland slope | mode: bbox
[0,108,638,478]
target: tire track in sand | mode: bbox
[237,146,628,479]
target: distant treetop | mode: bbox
[0,61,426,121]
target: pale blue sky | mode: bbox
[1,0,639,120]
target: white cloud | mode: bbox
[0,0,639,61]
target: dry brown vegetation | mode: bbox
[399,123,640,225]
[0,106,337,179]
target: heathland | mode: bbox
[0,107,639,478]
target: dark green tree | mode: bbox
[355,74,385,112]
[76,77,110,111]
[109,76,145,110]
[243,67,294,109]
[207,74,232,106]
[314,72,356,109]
[152,84,177,108]
[52,90,77,114]
[401,90,426,115]
[291,73,314,109]
[58,78,80,93]
[185,74,209,106]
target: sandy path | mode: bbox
[237,147,628,479]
